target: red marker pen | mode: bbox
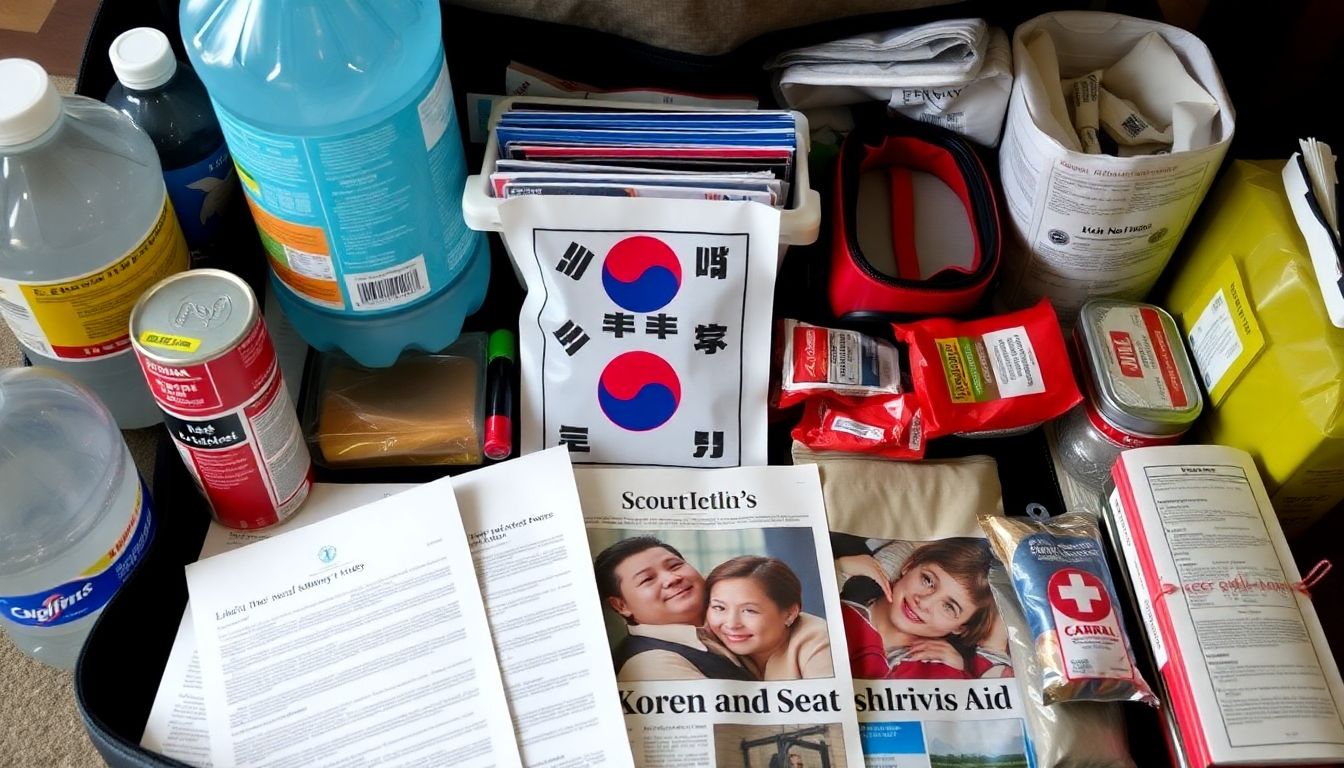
[484,330,516,461]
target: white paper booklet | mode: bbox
[574,463,865,767]
[185,477,522,768]
[455,448,634,767]
[142,483,415,766]
[1106,444,1344,767]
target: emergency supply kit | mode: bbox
[0,1,1336,768]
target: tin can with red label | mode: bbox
[130,269,311,529]
[1056,299,1203,489]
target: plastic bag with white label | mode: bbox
[990,577,1137,767]
[500,196,779,467]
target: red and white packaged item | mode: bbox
[131,270,311,529]
[895,299,1081,437]
[775,319,903,409]
[791,393,925,460]
[1105,444,1344,768]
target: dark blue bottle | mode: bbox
[105,26,236,263]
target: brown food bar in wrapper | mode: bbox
[980,514,1157,706]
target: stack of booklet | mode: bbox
[144,448,866,767]
[488,109,797,207]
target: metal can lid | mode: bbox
[1074,299,1203,438]
[129,269,258,365]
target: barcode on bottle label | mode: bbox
[345,256,431,311]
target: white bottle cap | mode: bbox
[109,27,178,91]
[0,59,62,146]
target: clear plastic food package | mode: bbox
[304,333,487,468]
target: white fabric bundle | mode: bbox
[768,19,1013,146]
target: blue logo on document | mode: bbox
[318,546,337,564]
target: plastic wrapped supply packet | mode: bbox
[790,393,925,460]
[980,513,1158,706]
[774,319,902,409]
[308,334,487,468]
[895,299,1082,438]
[989,577,1137,768]
[1159,159,1344,536]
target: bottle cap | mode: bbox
[109,27,178,91]
[0,59,62,146]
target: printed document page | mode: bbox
[453,447,634,766]
[186,477,521,768]
[142,483,414,767]
[1116,445,1344,766]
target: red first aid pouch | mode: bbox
[790,393,925,459]
[896,300,1081,438]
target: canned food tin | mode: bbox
[1076,299,1202,436]
[130,269,311,529]
[1057,300,1203,488]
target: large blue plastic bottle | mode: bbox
[180,0,489,367]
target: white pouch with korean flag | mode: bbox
[500,196,780,467]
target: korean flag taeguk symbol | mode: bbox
[601,235,682,313]
[598,351,681,431]
[597,236,684,431]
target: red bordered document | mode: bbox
[1105,445,1344,767]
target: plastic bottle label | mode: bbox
[0,197,189,361]
[213,51,473,314]
[0,479,155,628]
[163,140,235,250]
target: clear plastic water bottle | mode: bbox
[0,367,155,670]
[106,27,237,263]
[0,58,191,428]
[180,0,490,368]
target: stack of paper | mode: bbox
[1284,138,1344,329]
[489,109,797,207]
[148,450,867,768]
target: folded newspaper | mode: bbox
[767,19,1012,146]
[156,453,867,767]
[575,463,865,767]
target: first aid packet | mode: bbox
[981,513,1158,706]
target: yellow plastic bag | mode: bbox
[1160,159,1344,536]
